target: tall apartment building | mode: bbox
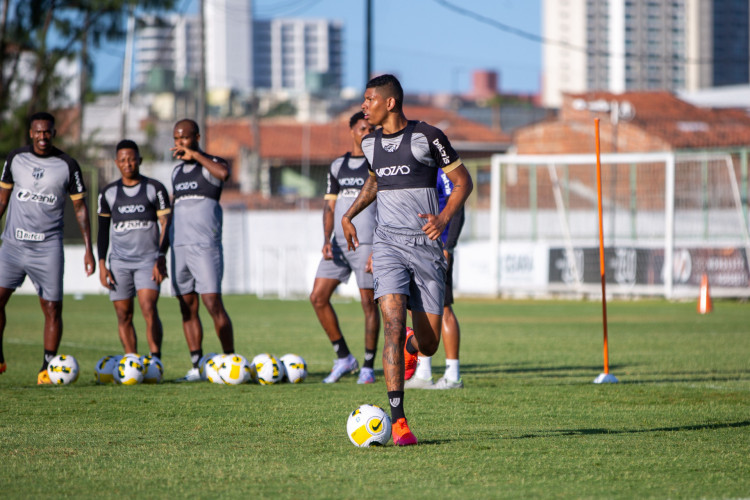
[253,18,343,93]
[542,0,750,108]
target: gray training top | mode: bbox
[0,145,87,247]
[361,120,462,238]
[325,153,377,246]
[170,158,225,248]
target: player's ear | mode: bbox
[386,96,396,112]
[51,128,57,138]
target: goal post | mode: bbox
[489,151,750,299]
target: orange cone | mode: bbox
[697,272,713,314]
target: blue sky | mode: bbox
[92,0,541,95]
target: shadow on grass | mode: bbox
[461,363,628,377]
[510,420,750,439]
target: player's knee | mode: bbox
[309,290,329,310]
[417,334,440,356]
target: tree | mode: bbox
[0,0,175,155]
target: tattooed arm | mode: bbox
[341,175,378,251]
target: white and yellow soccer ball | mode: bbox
[217,354,252,385]
[47,354,80,385]
[114,354,144,385]
[251,353,284,385]
[198,352,218,381]
[94,355,120,384]
[347,404,392,447]
[141,355,164,384]
[205,354,226,384]
[279,353,307,383]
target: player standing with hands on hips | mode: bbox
[0,112,96,383]
[342,75,473,445]
[170,119,235,381]
[97,140,171,359]
[310,111,380,384]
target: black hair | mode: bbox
[116,139,140,156]
[29,111,55,128]
[365,74,404,111]
[349,111,366,128]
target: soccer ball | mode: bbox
[141,355,164,384]
[251,353,284,385]
[47,354,79,385]
[279,353,307,383]
[204,354,226,384]
[114,354,144,385]
[198,352,218,381]
[94,355,120,384]
[347,404,392,447]
[217,354,252,385]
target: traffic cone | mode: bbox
[697,272,713,314]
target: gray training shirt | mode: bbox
[170,159,224,248]
[325,153,377,246]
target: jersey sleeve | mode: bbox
[66,156,87,200]
[423,124,462,173]
[0,150,17,189]
[151,180,172,216]
[324,157,343,200]
[97,186,112,217]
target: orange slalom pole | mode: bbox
[594,118,610,375]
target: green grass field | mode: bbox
[1,294,748,499]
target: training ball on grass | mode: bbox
[141,355,163,384]
[94,355,120,384]
[205,354,226,384]
[279,353,307,383]
[217,354,252,385]
[114,354,144,385]
[47,354,79,385]
[347,404,391,447]
[251,353,284,385]
[198,352,218,381]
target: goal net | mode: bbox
[489,151,750,298]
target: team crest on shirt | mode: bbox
[32,167,45,180]
[383,143,397,153]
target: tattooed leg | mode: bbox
[379,293,408,392]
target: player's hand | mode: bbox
[322,242,334,260]
[84,251,96,276]
[342,215,359,251]
[365,252,373,274]
[99,266,115,290]
[152,256,168,284]
[418,213,446,241]
[170,144,197,161]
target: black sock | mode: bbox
[41,350,56,372]
[0,342,4,364]
[388,391,405,421]
[150,351,161,360]
[332,338,350,359]
[405,337,419,355]
[363,349,376,369]
[190,349,203,368]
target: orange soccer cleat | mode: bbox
[37,370,52,385]
[0,362,6,375]
[392,417,418,446]
[404,327,417,381]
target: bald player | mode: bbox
[170,119,234,381]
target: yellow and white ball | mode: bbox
[47,354,80,385]
[346,404,392,447]
[251,353,284,385]
[279,353,307,383]
[114,354,144,385]
[217,354,252,384]
[94,355,120,384]
[141,355,164,384]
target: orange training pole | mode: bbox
[594,118,611,376]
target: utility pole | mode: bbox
[120,8,135,142]
[198,0,207,144]
[365,0,372,82]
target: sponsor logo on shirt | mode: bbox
[16,189,57,205]
[113,220,154,232]
[117,204,146,214]
[156,190,167,209]
[339,177,365,187]
[340,188,361,198]
[432,138,451,165]
[15,228,45,241]
[174,194,206,203]
[175,181,199,191]
[376,165,411,177]
[73,170,84,192]
[32,167,45,180]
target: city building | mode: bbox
[542,0,750,108]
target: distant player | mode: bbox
[310,111,380,384]
[342,75,473,445]
[406,168,465,389]
[97,140,171,358]
[170,119,234,381]
[0,111,96,383]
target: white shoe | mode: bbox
[176,367,201,382]
[430,376,463,389]
[404,375,434,389]
[357,367,376,384]
[322,354,359,383]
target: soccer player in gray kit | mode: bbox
[97,140,171,359]
[170,119,234,381]
[310,111,380,384]
[342,75,473,445]
[0,111,96,384]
